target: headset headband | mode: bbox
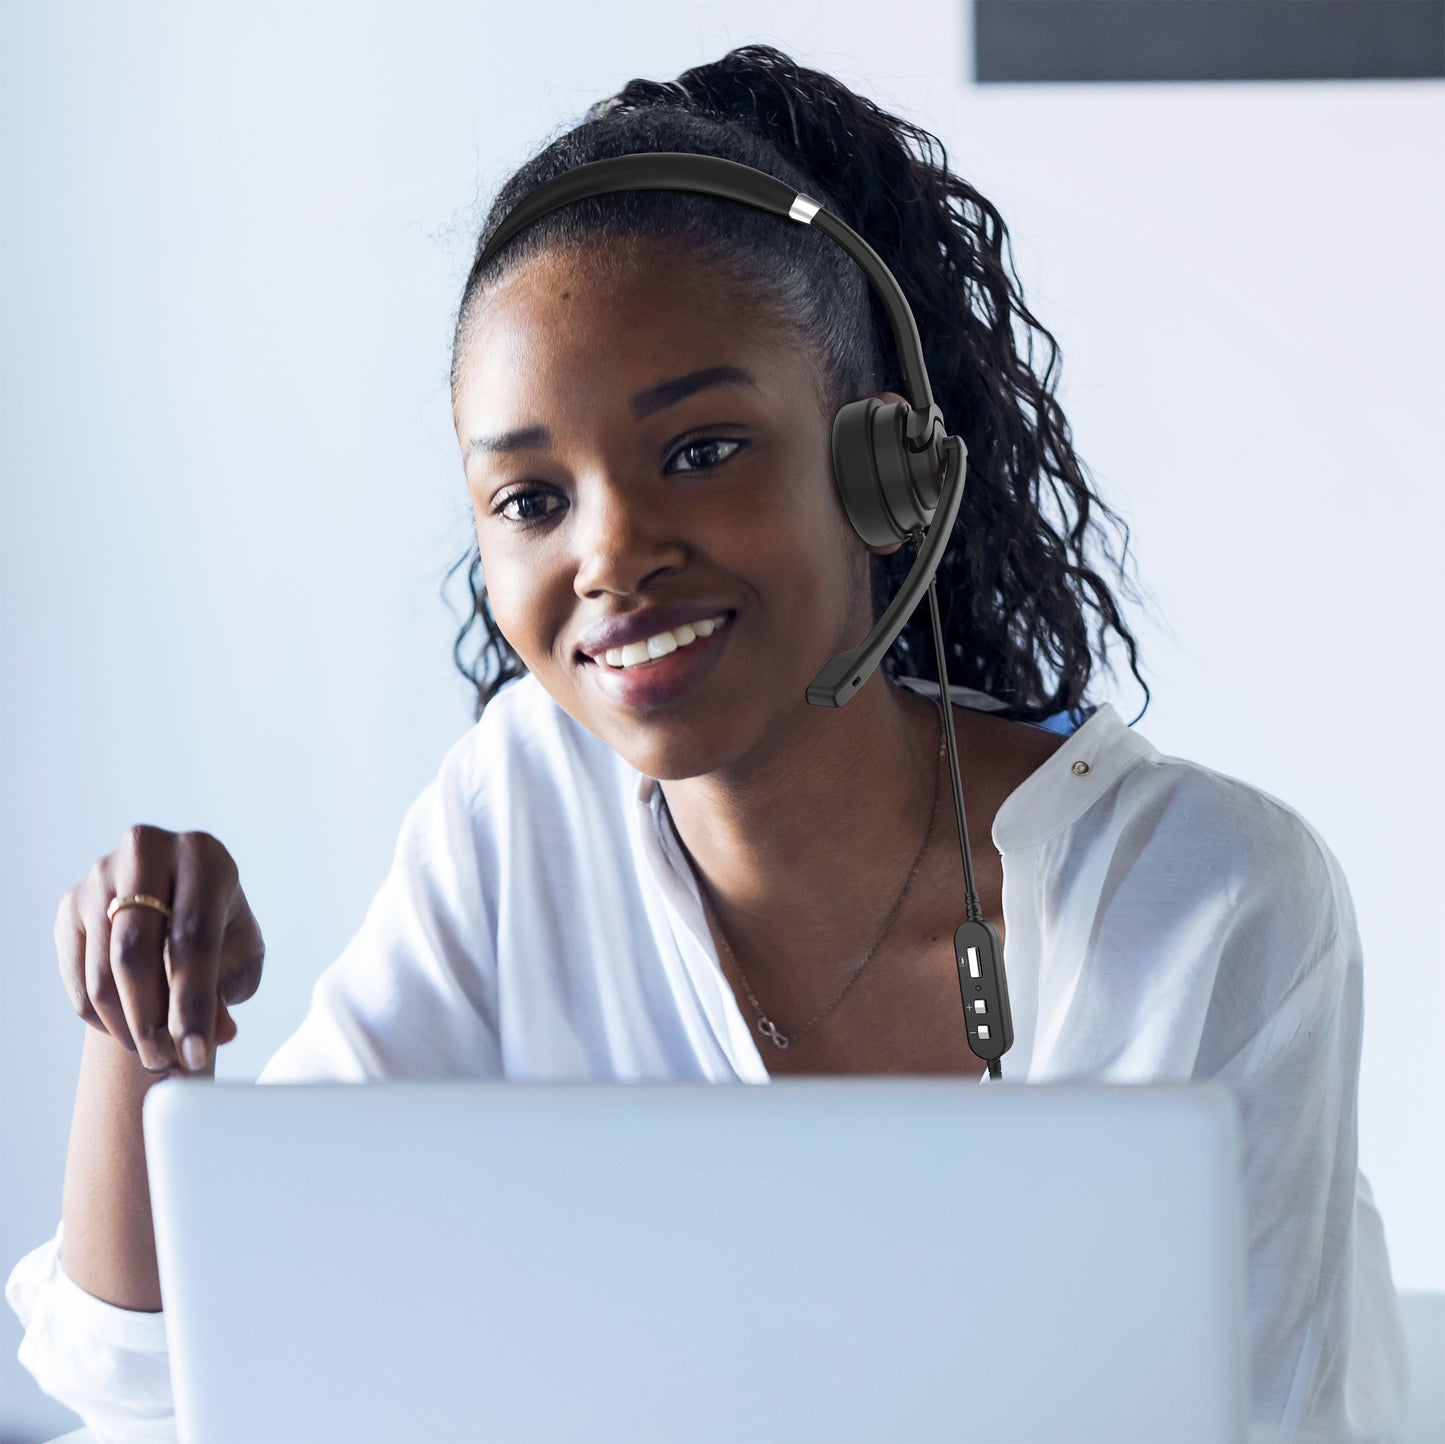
[476,152,938,420]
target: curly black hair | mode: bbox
[444,44,1157,728]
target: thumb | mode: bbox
[213,998,239,1047]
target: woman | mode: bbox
[7,44,1408,1443]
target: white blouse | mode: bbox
[7,671,1411,1443]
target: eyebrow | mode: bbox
[465,365,760,459]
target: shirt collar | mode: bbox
[989,701,1153,851]
[631,687,1155,856]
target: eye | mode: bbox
[490,488,562,526]
[665,436,746,473]
[488,436,747,529]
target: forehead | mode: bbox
[455,242,792,406]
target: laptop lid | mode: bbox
[143,1078,1249,1444]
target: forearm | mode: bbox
[59,1027,213,1312]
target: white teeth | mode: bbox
[602,612,730,670]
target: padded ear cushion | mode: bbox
[830,397,940,548]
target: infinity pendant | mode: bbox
[757,1017,790,1049]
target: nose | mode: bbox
[571,473,690,600]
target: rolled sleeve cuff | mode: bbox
[7,1220,177,1444]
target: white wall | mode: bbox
[2,3,1439,1438]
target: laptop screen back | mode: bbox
[143,1078,1248,1444]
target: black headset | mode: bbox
[475,151,1013,1074]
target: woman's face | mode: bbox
[452,239,904,781]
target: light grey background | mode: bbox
[3,3,1440,1440]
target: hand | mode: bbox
[54,826,265,1075]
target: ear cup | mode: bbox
[830,397,946,548]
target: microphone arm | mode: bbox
[805,435,966,708]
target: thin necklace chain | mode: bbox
[690,714,947,1051]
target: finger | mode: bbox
[106,827,180,1072]
[164,832,235,1073]
[54,886,103,1029]
[151,997,239,1081]
[217,884,266,1009]
[80,860,143,1053]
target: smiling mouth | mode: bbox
[578,610,737,670]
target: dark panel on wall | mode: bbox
[974,0,1445,83]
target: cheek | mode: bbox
[746,534,861,651]
[474,548,548,658]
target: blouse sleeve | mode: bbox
[256,727,503,1084]
[6,727,502,1443]
[1208,836,1410,1443]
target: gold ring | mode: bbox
[107,893,173,924]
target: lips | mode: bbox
[580,609,735,708]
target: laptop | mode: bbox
[142,1078,1250,1444]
